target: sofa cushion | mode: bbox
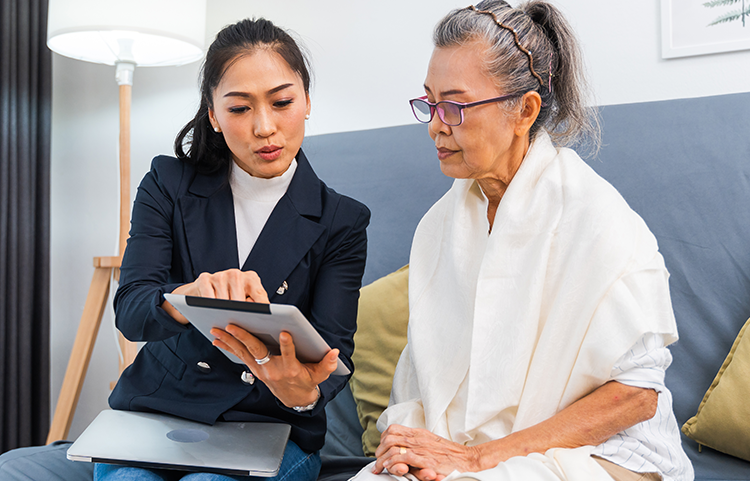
[349,265,409,457]
[322,383,365,457]
[682,316,750,462]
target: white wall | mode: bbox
[50,0,750,441]
[210,0,750,134]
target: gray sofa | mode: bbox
[2,91,749,480]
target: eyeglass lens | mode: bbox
[411,100,433,123]
[412,100,462,126]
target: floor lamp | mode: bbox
[45,0,206,443]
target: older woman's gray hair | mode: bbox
[434,0,600,153]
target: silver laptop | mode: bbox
[67,410,291,477]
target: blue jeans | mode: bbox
[93,440,321,481]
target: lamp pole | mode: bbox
[116,61,134,260]
[114,60,139,375]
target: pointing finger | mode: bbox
[243,271,269,303]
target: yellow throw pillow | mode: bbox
[682,317,750,461]
[350,265,410,457]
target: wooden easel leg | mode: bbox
[112,263,139,376]
[110,331,140,390]
[118,331,139,375]
[46,265,112,444]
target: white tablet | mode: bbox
[163,294,350,376]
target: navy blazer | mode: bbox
[110,150,370,452]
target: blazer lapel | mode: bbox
[179,167,239,279]
[242,150,325,298]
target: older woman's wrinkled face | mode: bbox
[424,41,526,185]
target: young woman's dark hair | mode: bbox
[174,18,312,173]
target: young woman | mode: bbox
[100,17,369,481]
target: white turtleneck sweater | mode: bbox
[229,159,297,267]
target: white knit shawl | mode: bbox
[377,132,679,480]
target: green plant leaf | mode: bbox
[703,0,740,8]
[707,7,750,25]
[704,0,741,7]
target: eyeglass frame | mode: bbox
[409,92,524,127]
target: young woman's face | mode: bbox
[209,48,310,178]
[423,41,526,184]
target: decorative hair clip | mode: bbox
[466,5,546,90]
[548,56,553,92]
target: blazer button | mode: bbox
[196,361,211,373]
[241,371,255,385]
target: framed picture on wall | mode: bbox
[661,0,750,58]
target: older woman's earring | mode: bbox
[214,126,221,133]
[305,114,310,120]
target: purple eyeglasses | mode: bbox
[409,92,523,127]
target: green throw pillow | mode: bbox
[350,265,410,457]
[682,316,750,461]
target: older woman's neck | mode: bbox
[478,181,504,232]
[478,136,530,231]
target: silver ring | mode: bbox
[255,352,271,365]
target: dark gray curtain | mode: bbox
[0,0,52,452]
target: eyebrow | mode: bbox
[223,83,295,99]
[424,85,466,98]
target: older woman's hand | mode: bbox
[372,382,659,481]
[374,424,483,481]
[211,327,338,409]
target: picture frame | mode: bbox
[661,0,750,58]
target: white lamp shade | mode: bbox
[47,0,207,66]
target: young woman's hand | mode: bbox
[162,269,269,324]
[211,328,338,408]
[161,268,336,407]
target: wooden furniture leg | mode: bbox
[118,332,140,375]
[46,258,113,444]
[46,255,139,443]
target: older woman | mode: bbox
[356,2,693,481]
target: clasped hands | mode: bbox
[162,268,339,409]
[374,425,484,481]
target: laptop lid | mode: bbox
[67,410,291,477]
